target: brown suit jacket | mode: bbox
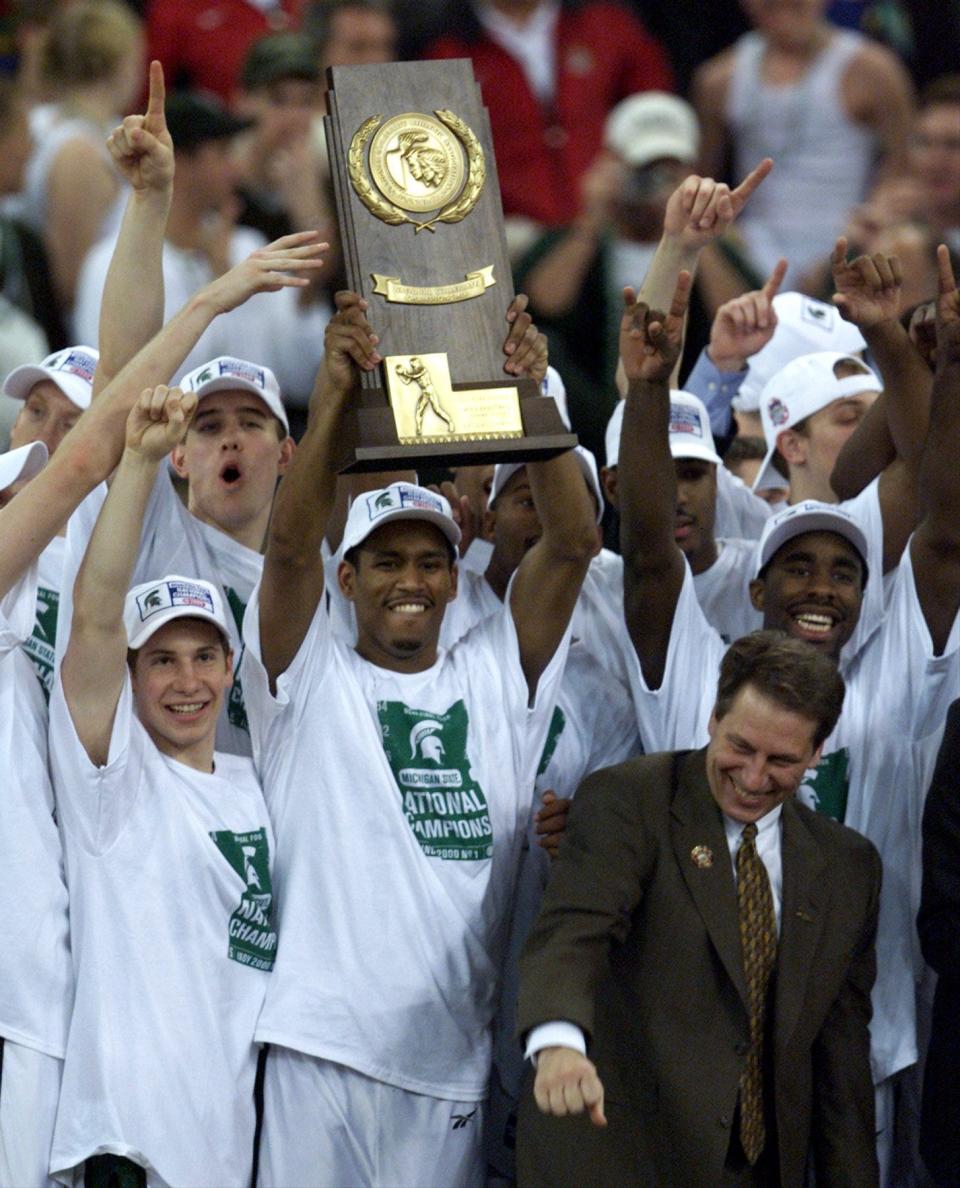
[516,749,881,1188]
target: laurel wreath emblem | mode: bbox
[348,109,486,233]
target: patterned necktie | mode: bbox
[737,821,777,1165]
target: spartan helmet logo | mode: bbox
[144,587,164,610]
[241,845,262,891]
[410,719,446,763]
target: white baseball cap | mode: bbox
[489,445,605,523]
[341,482,461,556]
[752,500,869,582]
[124,575,231,650]
[3,346,99,411]
[604,390,721,468]
[734,293,866,414]
[0,440,47,491]
[180,356,289,433]
[753,352,881,494]
[604,92,699,169]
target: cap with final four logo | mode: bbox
[123,576,232,650]
[341,482,461,555]
[3,346,99,411]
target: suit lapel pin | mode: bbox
[795,909,816,923]
[691,844,713,869]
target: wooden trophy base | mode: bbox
[336,378,576,474]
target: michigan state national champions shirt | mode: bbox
[242,583,570,1101]
[47,677,276,1187]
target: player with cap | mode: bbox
[612,253,960,1178]
[238,292,597,1186]
[56,64,328,755]
[604,388,766,647]
[2,344,99,697]
[49,384,276,1187]
[101,353,296,758]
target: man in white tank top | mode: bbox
[692,0,914,285]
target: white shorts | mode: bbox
[0,1039,62,1188]
[258,1046,485,1188]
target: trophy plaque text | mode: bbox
[325,59,576,472]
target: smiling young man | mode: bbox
[615,254,960,1179]
[517,631,881,1188]
[239,292,597,1187]
[50,384,276,1188]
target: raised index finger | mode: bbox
[731,157,773,207]
[762,257,788,301]
[145,60,166,124]
[937,243,957,295]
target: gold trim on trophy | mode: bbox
[371,266,496,306]
[348,109,486,233]
[385,353,523,444]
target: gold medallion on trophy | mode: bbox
[348,109,486,236]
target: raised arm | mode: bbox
[637,159,772,318]
[94,60,174,395]
[257,293,380,687]
[829,237,932,570]
[619,272,692,689]
[61,386,197,764]
[510,446,598,698]
[0,232,326,599]
[912,247,960,654]
[690,258,787,434]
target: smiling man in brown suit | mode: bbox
[516,631,881,1188]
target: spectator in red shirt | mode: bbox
[423,0,673,255]
[145,0,306,102]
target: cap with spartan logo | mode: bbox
[124,575,232,650]
[180,356,289,433]
[341,482,461,555]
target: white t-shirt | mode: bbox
[692,537,762,644]
[622,548,960,1082]
[61,476,261,756]
[48,676,275,1187]
[0,565,71,1057]
[241,582,570,1101]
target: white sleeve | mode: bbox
[49,673,142,854]
[839,479,888,664]
[865,543,960,742]
[54,483,107,672]
[624,564,723,753]
[460,580,573,795]
[524,1022,588,1063]
[240,579,333,768]
[0,563,38,648]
